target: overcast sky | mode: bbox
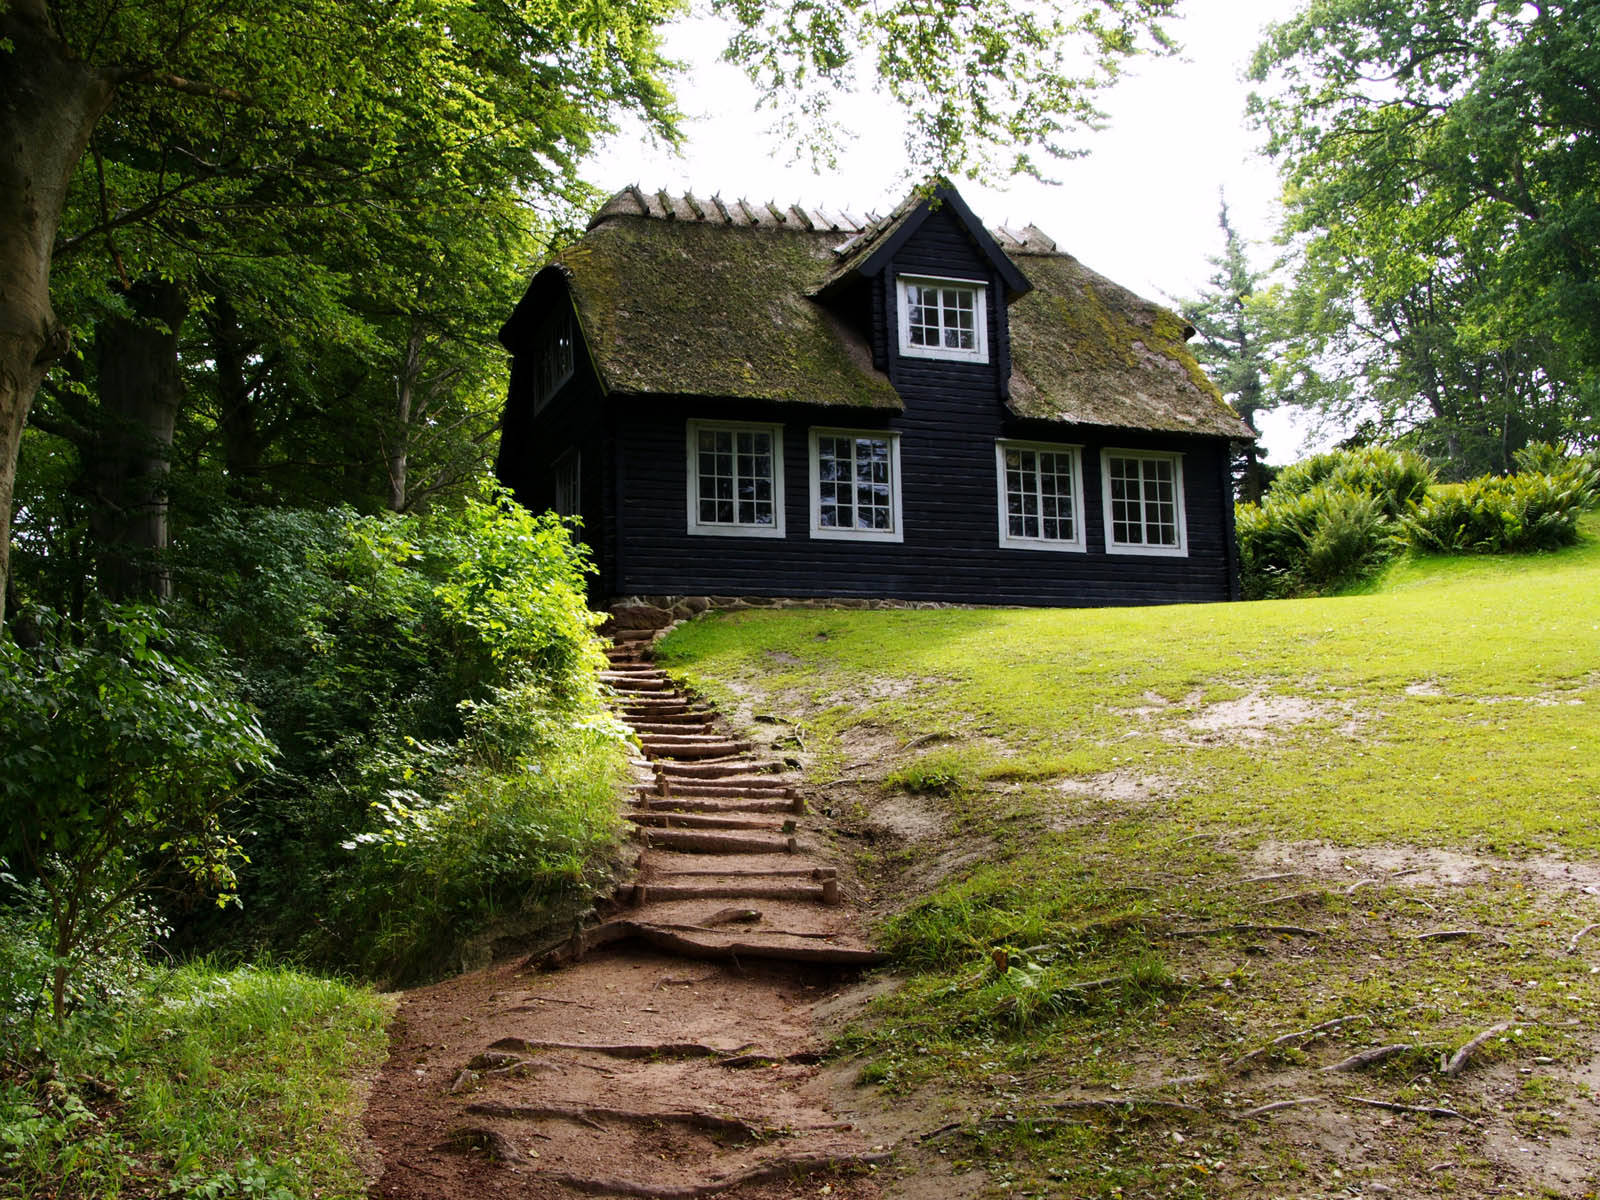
[588,0,1320,461]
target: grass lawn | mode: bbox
[657,517,1600,1199]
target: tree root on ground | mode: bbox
[530,919,886,971]
[536,1151,893,1198]
[1171,923,1322,939]
[1321,1043,1424,1073]
[1225,1016,1363,1072]
[917,1097,1199,1143]
[1233,1097,1322,1120]
[1347,1096,1476,1122]
[436,1125,524,1163]
[488,1036,746,1060]
[462,1101,851,1139]
[1441,1022,1511,1076]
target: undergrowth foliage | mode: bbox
[171,485,630,980]
[1236,444,1600,597]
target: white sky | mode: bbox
[589,0,1321,462]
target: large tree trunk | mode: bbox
[0,1,115,627]
[89,278,188,600]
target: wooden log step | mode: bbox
[641,829,798,855]
[655,762,793,779]
[641,742,751,761]
[655,865,836,880]
[601,671,671,685]
[646,780,798,797]
[629,721,717,736]
[628,811,794,833]
[604,677,675,693]
[618,698,708,714]
[599,663,661,675]
[626,711,717,725]
[578,920,883,966]
[608,628,656,642]
[636,796,800,815]
[624,882,832,905]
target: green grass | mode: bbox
[660,515,1600,855]
[657,519,1600,1199]
[0,962,393,1199]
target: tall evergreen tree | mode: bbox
[1179,194,1274,500]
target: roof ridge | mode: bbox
[589,186,1062,257]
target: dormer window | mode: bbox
[897,276,988,363]
[532,309,575,413]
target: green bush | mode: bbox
[1237,481,1401,598]
[170,484,627,978]
[1267,445,1434,518]
[1404,470,1595,553]
[0,606,275,1022]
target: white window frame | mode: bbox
[1100,449,1188,557]
[807,429,904,542]
[552,449,580,518]
[685,420,786,538]
[995,440,1086,552]
[896,275,988,364]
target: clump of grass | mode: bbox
[885,748,983,796]
[0,958,392,1199]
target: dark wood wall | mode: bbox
[608,398,1236,607]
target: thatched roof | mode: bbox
[529,185,1254,438]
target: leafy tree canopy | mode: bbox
[1249,0,1600,476]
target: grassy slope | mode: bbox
[1,964,393,1199]
[657,519,1600,1200]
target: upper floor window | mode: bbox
[996,441,1084,552]
[897,276,988,363]
[532,309,576,413]
[1102,450,1187,556]
[685,421,785,538]
[809,430,903,542]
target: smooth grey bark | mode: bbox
[0,1,116,627]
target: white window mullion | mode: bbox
[996,441,1085,552]
[1101,450,1187,556]
[686,421,785,538]
[810,429,903,542]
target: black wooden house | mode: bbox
[496,182,1255,607]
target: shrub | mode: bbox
[1237,482,1401,599]
[0,607,274,1022]
[1404,470,1595,554]
[1268,446,1434,518]
[169,484,626,978]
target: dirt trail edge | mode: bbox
[365,629,892,1200]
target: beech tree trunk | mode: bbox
[0,1,116,627]
[89,278,188,600]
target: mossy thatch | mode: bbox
[1006,252,1254,438]
[554,216,901,410]
[547,187,1255,439]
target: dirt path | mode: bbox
[364,631,892,1199]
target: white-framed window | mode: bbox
[532,309,575,413]
[552,449,580,518]
[995,441,1085,552]
[1101,450,1187,556]
[808,429,903,542]
[897,276,988,363]
[685,421,785,538]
